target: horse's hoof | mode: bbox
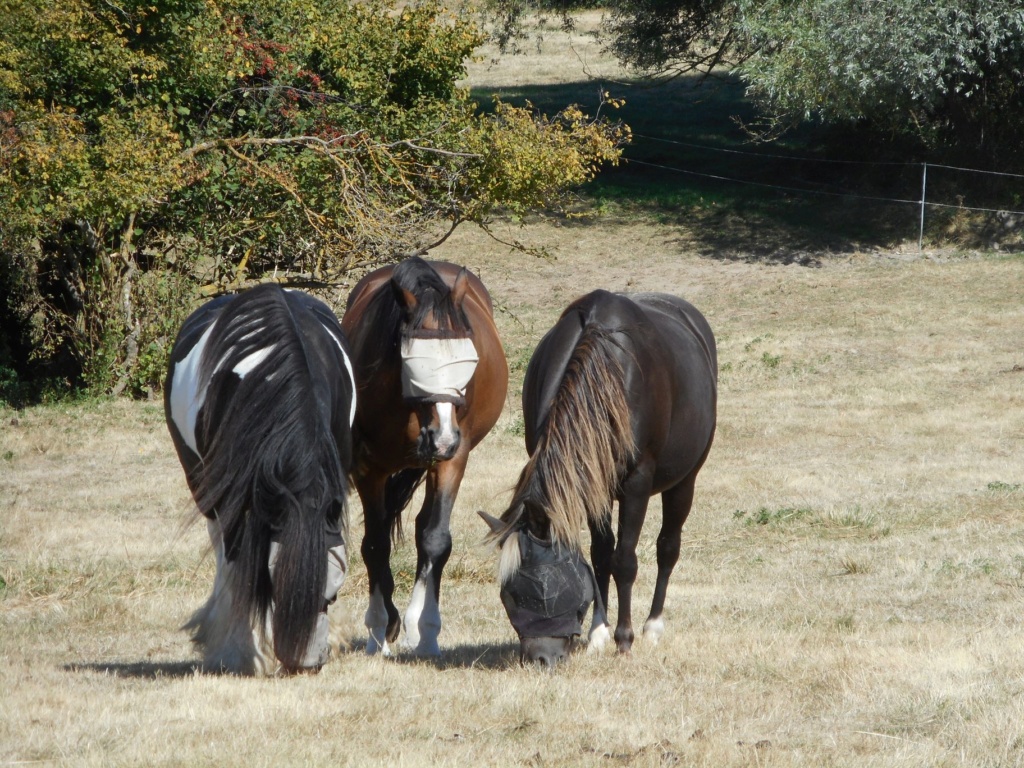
[587,624,611,653]
[614,630,635,655]
[642,617,665,645]
[399,630,441,657]
[365,633,392,657]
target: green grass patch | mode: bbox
[506,414,526,437]
[987,481,1022,493]
[734,506,813,527]
[471,74,947,251]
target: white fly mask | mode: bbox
[400,336,480,403]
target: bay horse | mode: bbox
[342,257,508,656]
[164,283,356,675]
[481,290,717,666]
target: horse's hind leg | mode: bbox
[358,473,401,656]
[643,476,696,645]
[611,482,653,654]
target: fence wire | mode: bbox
[625,135,1024,219]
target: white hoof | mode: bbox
[642,617,665,645]
[401,637,441,657]
[365,629,392,657]
[588,623,612,654]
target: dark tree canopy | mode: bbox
[491,0,1024,158]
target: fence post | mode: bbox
[918,162,927,252]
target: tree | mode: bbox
[734,0,1024,153]
[0,0,627,399]
[490,0,1024,157]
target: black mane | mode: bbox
[357,256,472,371]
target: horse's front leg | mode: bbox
[402,453,467,656]
[612,474,654,654]
[357,472,401,656]
[586,517,614,653]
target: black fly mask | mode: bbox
[500,530,601,639]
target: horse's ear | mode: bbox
[392,279,418,312]
[479,510,514,546]
[451,267,469,308]
[478,510,504,535]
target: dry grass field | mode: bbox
[3,16,1024,768]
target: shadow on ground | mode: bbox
[474,76,1022,260]
[65,660,200,679]
[342,639,520,671]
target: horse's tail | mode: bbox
[194,284,348,671]
[385,468,427,544]
[503,324,636,549]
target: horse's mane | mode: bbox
[359,257,473,366]
[193,283,348,667]
[500,324,636,551]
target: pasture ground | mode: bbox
[3,222,1023,766]
[3,15,1024,767]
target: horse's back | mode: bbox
[526,289,716,485]
[630,292,717,384]
[165,285,356,472]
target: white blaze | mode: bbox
[432,402,458,455]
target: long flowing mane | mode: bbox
[192,284,348,668]
[501,325,636,550]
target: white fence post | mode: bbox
[919,162,928,252]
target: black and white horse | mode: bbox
[164,283,356,675]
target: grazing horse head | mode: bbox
[342,257,507,657]
[480,512,601,667]
[482,290,717,666]
[164,284,356,675]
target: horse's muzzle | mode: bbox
[418,425,461,462]
[520,635,574,668]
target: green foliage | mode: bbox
[0,0,627,398]
[604,0,735,75]
[735,0,1024,156]
[490,0,1024,162]
[987,481,1023,493]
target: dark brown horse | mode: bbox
[342,257,508,656]
[481,290,717,666]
